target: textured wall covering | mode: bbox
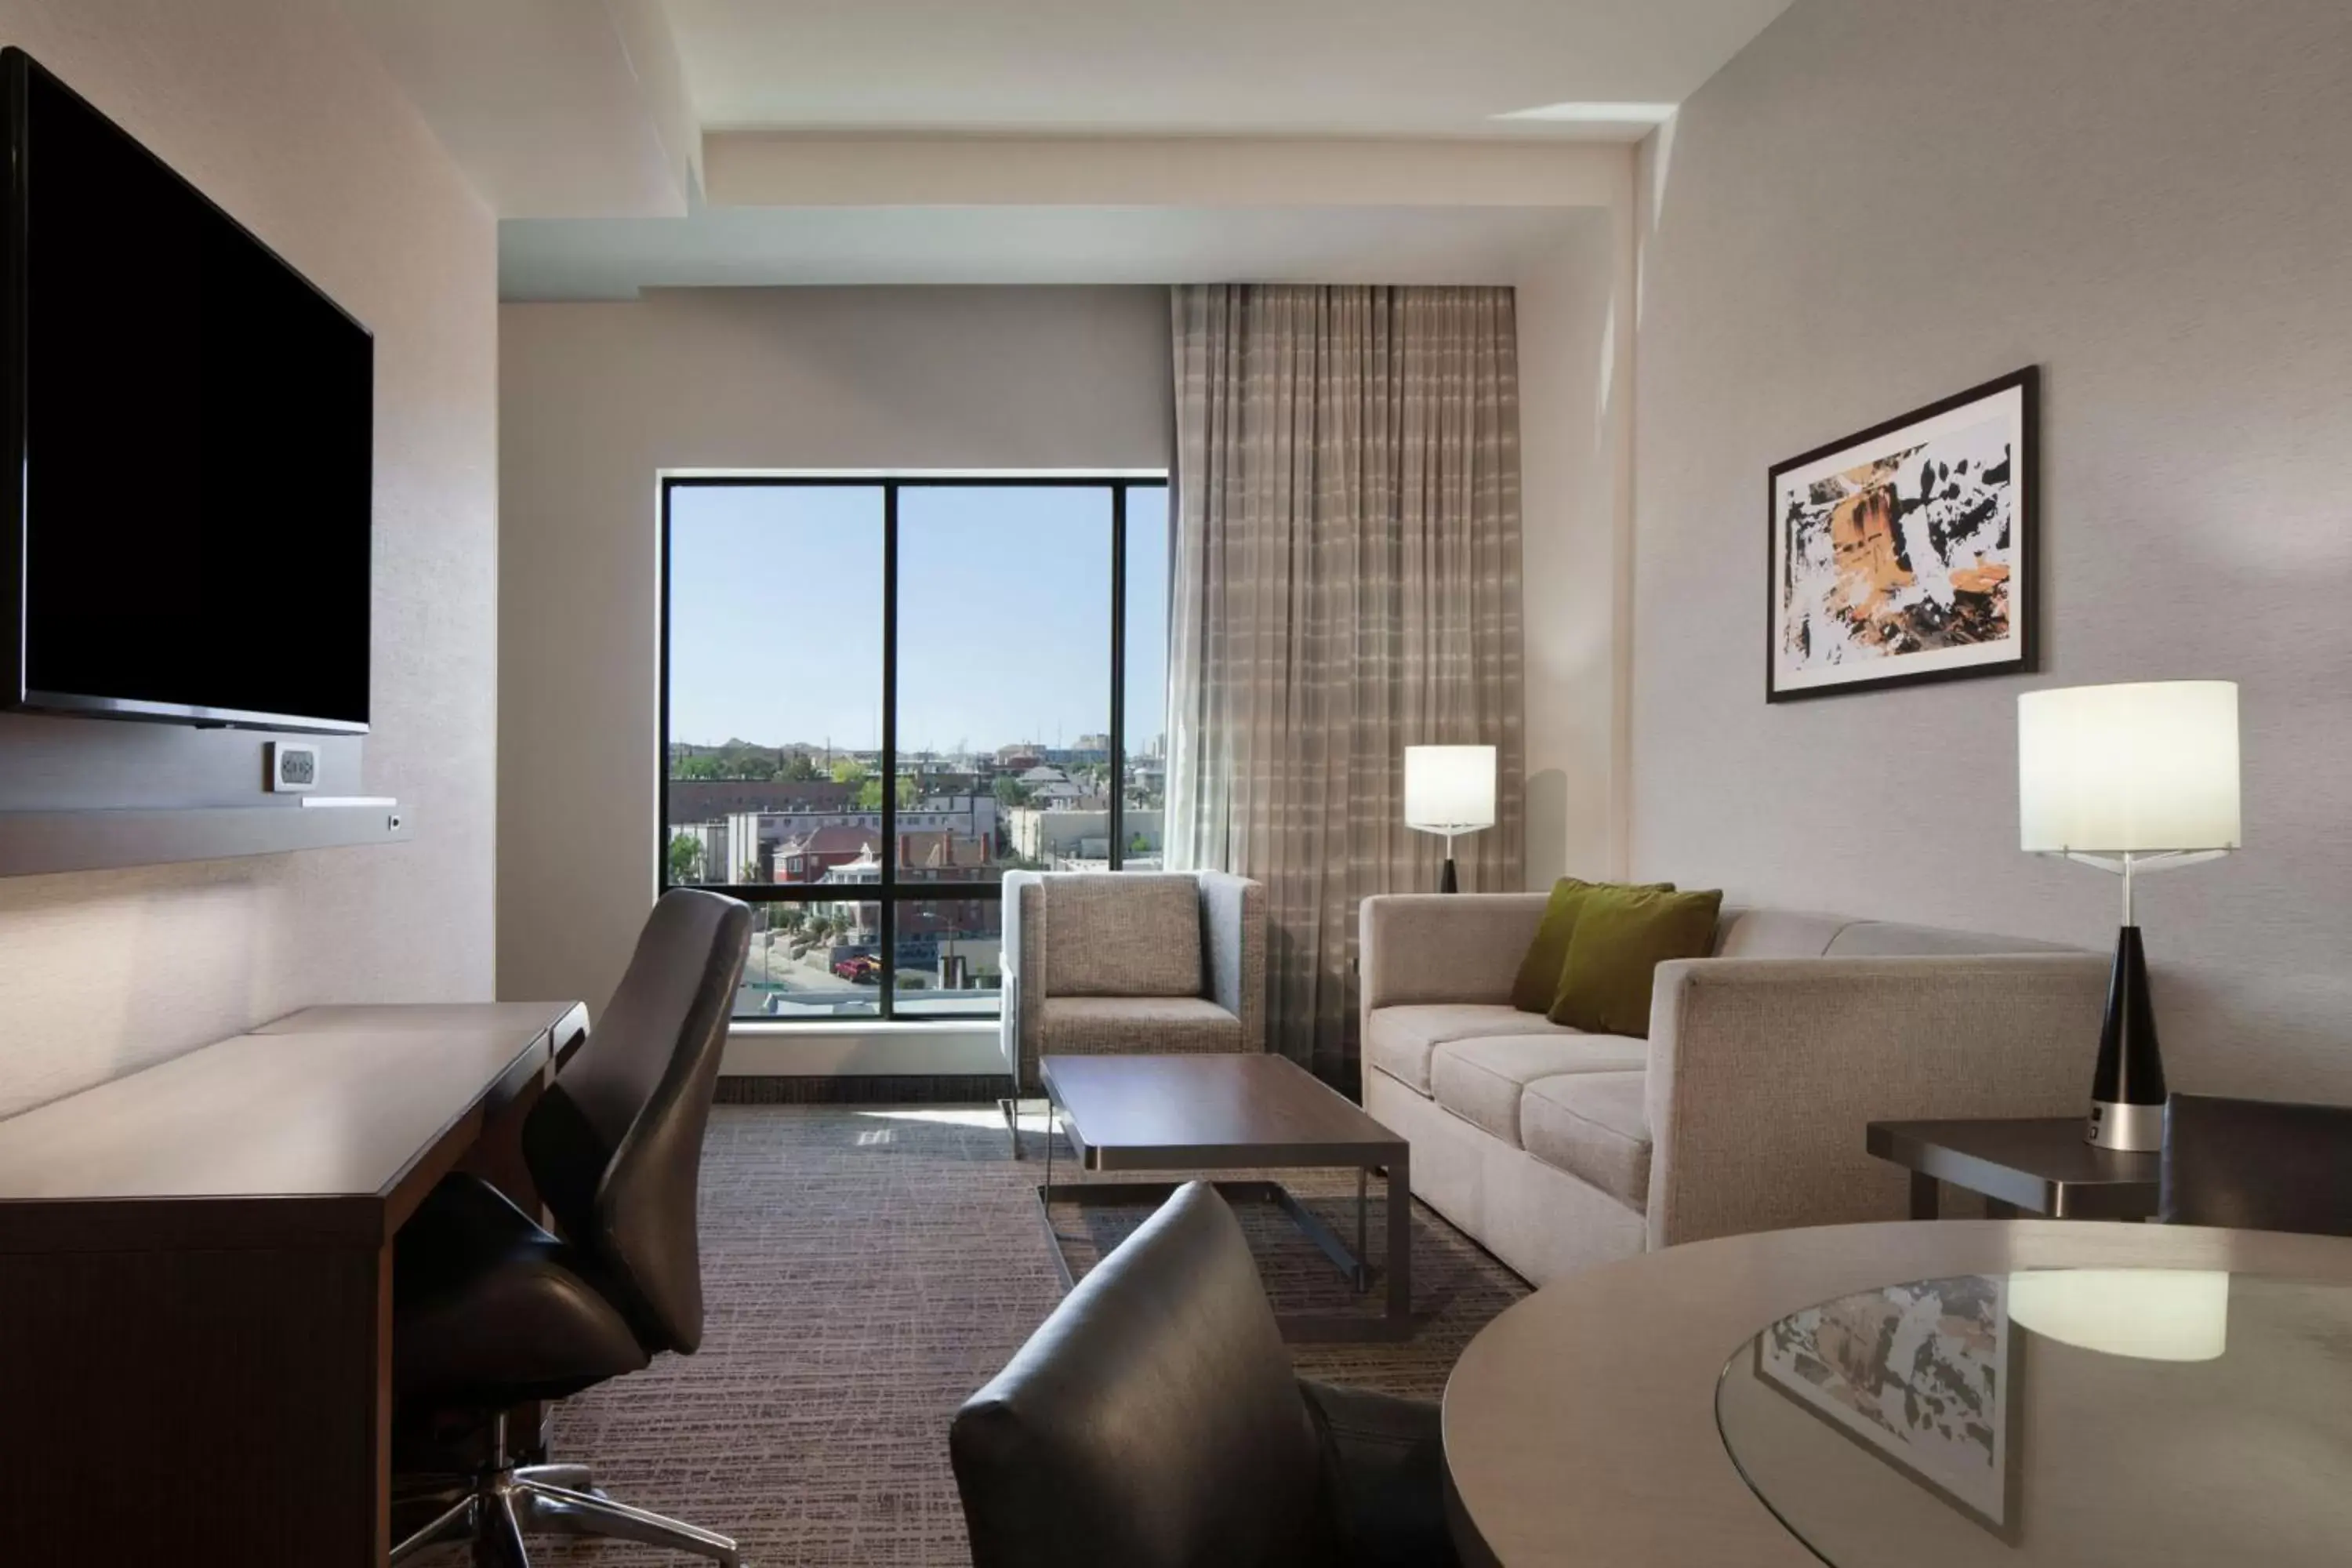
[498,287,1172,1021]
[0,1,498,1117]
[1632,0,2352,1095]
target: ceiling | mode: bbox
[342,0,1791,297]
[663,0,1792,139]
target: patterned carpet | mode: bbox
[410,1102,1527,1566]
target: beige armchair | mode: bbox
[998,870,1267,1157]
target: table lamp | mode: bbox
[1404,745,1496,894]
[2017,681,2241,1151]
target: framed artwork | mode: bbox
[1754,1274,2024,1541]
[1767,366,2038,702]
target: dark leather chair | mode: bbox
[390,889,752,1567]
[2160,1092,2352,1236]
[951,1181,1458,1568]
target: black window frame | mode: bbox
[658,473,1168,1022]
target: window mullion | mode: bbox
[1109,482,1127,871]
[879,481,899,1019]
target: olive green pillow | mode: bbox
[1508,878,1674,1013]
[1548,885,1724,1038]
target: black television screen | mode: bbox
[2,48,372,734]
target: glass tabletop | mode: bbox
[1715,1269,2352,1566]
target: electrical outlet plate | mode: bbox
[265,740,319,793]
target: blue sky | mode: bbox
[668,482,1169,757]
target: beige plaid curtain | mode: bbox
[1165,284,1526,1083]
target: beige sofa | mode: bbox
[1358,895,2112,1285]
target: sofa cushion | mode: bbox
[1550,885,1723,1038]
[1824,920,2071,956]
[1038,996,1242,1055]
[1711,907,1846,959]
[1521,1071,1652,1209]
[1044,874,1203,996]
[1364,1005,1573,1097]
[1428,1034,1648,1149]
[1508,878,1675,1012]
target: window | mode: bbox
[662,476,1170,1021]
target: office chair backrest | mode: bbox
[526,888,750,1353]
[2160,1092,2352,1236]
[949,1182,1329,1568]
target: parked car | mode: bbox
[832,954,881,984]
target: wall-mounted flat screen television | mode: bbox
[2,47,373,735]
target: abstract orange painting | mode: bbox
[1768,368,2038,700]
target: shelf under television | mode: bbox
[0,800,411,878]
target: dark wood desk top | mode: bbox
[1867,1116,2161,1219]
[0,1000,582,1251]
[1042,1052,1406,1171]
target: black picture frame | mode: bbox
[1766,366,2038,702]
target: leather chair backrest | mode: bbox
[950,1182,1330,1568]
[2160,1092,2352,1236]
[525,888,750,1353]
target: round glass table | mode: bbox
[1716,1267,2352,1566]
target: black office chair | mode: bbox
[390,888,751,1567]
[950,1181,1458,1568]
[2160,1092,2352,1236]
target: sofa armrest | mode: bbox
[1199,871,1267,1052]
[1643,953,2111,1249]
[1358,894,1548,1018]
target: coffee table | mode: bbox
[1036,1052,1413,1342]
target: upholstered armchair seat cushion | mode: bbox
[1363,1004,1573,1096]
[1038,997,1244,1057]
[1047,874,1206,996]
[1427,1033,1648,1148]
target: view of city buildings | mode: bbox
[663,477,1171,1021]
[665,735,1167,1018]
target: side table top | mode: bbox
[1867,1116,2160,1220]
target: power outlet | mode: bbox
[265,741,319,793]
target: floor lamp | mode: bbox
[2018,681,2241,1152]
[1404,745,1496,895]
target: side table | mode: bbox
[1865,1116,2161,1221]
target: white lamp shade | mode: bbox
[2017,681,2241,854]
[2006,1269,2230,1362]
[1404,745,1496,834]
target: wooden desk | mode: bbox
[0,1000,586,1568]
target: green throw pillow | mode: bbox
[1508,877,1674,1013]
[1548,885,1724,1038]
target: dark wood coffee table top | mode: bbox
[1040,1052,1406,1172]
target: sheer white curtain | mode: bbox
[1165,285,1525,1083]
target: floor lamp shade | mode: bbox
[2016,681,2241,1152]
[1405,745,1495,894]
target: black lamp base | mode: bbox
[1440,856,1459,895]
[2086,924,2167,1152]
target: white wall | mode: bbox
[498,286,1173,1028]
[1631,0,2352,1094]
[1518,207,1634,886]
[0,1,499,1119]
